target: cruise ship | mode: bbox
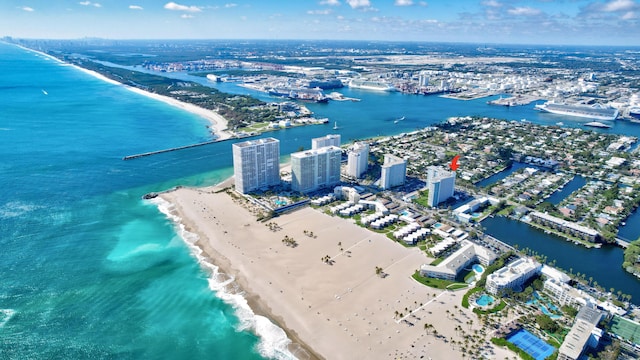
[348,79,396,92]
[534,102,619,121]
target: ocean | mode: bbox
[2,40,640,359]
[0,43,290,359]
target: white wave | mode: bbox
[0,201,44,219]
[0,309,16,328]
[151,196,298,360]
[0,128,11,131]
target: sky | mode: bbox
[1,0,640,46]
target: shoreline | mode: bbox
[158,183,514,359]
[13,43,233,141]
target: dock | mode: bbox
[123,139,220,160]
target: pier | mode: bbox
[123,139,221,160]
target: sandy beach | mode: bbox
[19,44,232,141]
[159,185,515,359]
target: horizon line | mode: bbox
[4,36,640,49]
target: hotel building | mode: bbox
[346,142,369,179]
[291,146,341,193]
[232,137,280,194]
[486,257,541,295]
[380,154,406,190]
[427,166,456,207]
[311,134,341,150]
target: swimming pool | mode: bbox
[433,222,443,228]
[472,264,484,273]
[507,329,555,360]
[476,294,495,307]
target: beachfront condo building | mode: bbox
[291,146,341,194]
[486,257,542,295]
[311,134,341,150]
[420,240,497,280]
[558,307,604,360]
[426,166,456,207]
[346,142,369,179]
[380,154,406,190]
[232,137,281,194]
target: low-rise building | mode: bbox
[530,211,600,242]
[420,240,497,280]
[486,257,541,295]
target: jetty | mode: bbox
[123,139,220,160]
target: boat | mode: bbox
[348,79,396,92]
[584,121,611,129]
[629,107,640,119]
[333,121,339,130]
[534,101,618,121]
[394,116,405,124]
[41,89,48,95]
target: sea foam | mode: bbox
[151,196,298,360]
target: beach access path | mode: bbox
[160,186,514,359]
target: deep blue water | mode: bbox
[482,216,640,303]
[3,41,640,358]
[545,175,587,205]
[475,162,531,188]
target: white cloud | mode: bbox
[225,3,237,8]
[622,10,637,19]
[164,2,202,12]
[78,1,101,7]
[181,14,194,18]
[21,6,34,12]
[507,7,542,16]
[320,0,341,5]
[603,0,636,12]
[308,9,333,15]
[395,0,413,6]
[482,0,502,7]
[346,0,370,9]
[129,5,143,10]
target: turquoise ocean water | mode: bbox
[0,43,291,359]
[3,40,640,359]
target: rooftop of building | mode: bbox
[233,137,279,148]
[291,145,342,158]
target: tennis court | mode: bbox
[507,329,555,360]
[610,315,640,344]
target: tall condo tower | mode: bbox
[232,137,280,194]
[427,166,456,207]
[380,154,407,190]
[311,134,341,150]
[291,146,342,193]
[347,142,370,179]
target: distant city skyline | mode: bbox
[2,0,640,46]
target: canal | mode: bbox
[482,216,640,304]
[545,175,587,205]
